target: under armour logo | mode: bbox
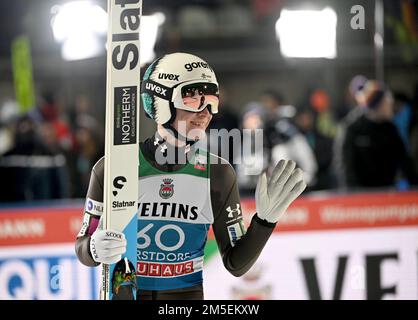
[160,144,167,153]
[154,138,160,146]
[226,204,241,218]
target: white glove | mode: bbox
[256,159,307,223]
[89,229,127,264]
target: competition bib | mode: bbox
[137,149,213,290]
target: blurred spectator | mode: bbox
[260,90,317,187]
[236,90,317,194]
[342,80,418,189]
[295,107,336,190]
[336,75,368,120]
[393,92,413,149]
[0,99,20,156]
[251,0,282,21]
[40,92,76,153]
[69,94,104,197]
[410,84,418,176]
[235,102,270,195]
[208,87,239,164]
[69,94,92,129]
[0,113,69,202]
[333,75,368,189]
[72,123,103,198]
[309,89,337,139]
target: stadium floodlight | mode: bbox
[275,7,337,59]
[51,1,107,60]
[141,13,166,65]
[61,34,103,61]
[51,1,165,63]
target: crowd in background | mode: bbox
[0,93,104,202]
[1,75,418,203]
[230,76,418,195]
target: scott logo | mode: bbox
[158,73,179,81]
[184,61,213,72]
[145,82,167,96]
[106,231,122,239]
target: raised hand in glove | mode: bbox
[89,229,127,264]
[256,160,306,223]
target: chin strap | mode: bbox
[162,122,198,147]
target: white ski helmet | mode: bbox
[141,52,219,125]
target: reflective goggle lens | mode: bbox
[180,83,219,113]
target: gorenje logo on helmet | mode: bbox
[184,61,213,72]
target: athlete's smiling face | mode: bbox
[172,107,212,141]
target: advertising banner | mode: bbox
[204,192,418,300]
[1,191,417,300]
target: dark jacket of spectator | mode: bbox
[342,81,418,189]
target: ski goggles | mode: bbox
[142,79,219,114]
[172,81,219,114]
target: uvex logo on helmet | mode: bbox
[184,61,213,72]
[158,73,180,81]
[145,82,167,96]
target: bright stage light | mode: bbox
[275,8,337,59]
[51,1,165,63]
